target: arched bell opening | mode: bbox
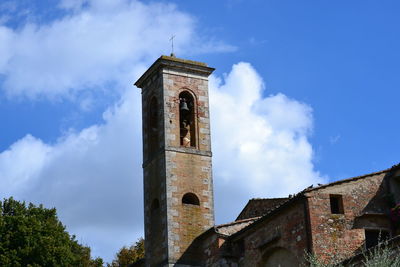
[182,192,200,206]
[179,91,196,148]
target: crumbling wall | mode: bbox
[307,172,390,263]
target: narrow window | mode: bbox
[148,97,158,156]
[151,198,160,211]
[182,193,200,206]
[365,229,390,249]
[179,91,196,148]
[329,194,344,214]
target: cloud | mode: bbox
[210,62,325,221]
[0,0,324,263]
[0,0,234,102]
[0,61,325,262]
[0,87,143,261]
[0,26,14,70]
[0,134,51,193]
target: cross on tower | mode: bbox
[169,35,176,57]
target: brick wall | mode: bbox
[137,56,215,265]
[162,66,214,262]
[236,198,288,221]
[306,172,390,263]
[141,70,168,265]
[227,200,309,266]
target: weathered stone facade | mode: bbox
[136,56,400,266]
[230,199,310,266]
[306,171,391,262]
[189,168,398,266]
[135,56,215,266]
[236,198,288,221]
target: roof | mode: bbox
[134,55,215,88]
[236,198,288,221]
[227,164,400,241]
[193,164,399,245]
[215,217,260,237]
[302,167,392,193]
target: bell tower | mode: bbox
[135,55,215,266]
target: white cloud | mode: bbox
[59,0,89,10]
[0,88,143,261]
[0,0,324,263]
[210,62,325,221]
[0,0,234,101]
[0,25,14,70]
[0,62,325,262]
[0,135,51,193]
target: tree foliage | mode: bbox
[0,197,103,267]
[108,238,144,267]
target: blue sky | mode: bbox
[179,0,400,177]
[0,0,399,263]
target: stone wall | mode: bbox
[162,66,214,263]
[165,151,214,262]
[306,171,391,263]
[137,56,215,265]
[141,70,168,266]
[162,68,212,152]
[236,198,288,221]
[228,199,309,266]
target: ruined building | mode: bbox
[135,55,400,266]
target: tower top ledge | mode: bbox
[134,55,215,89]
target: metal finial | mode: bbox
[169,35,176,57]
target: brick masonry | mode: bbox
[185,169,398,266]
[236,198,289,221]
[229,199,310,266]
[306,171,391,263]
[136,56,215,266]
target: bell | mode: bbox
[180,100,190,113]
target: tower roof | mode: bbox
[134,55,215,89]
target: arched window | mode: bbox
[179,91,196,148]
[182,193,200,206]
[148,97,158,156]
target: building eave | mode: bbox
[134,55,215,89]
[227,164,400,243]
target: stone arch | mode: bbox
[258,247,299,267]
[182,192,200,206]
[180,192,202,248]
[179,90,197,148]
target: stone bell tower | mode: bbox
[135,55,215,266]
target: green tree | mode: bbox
[0,197,103,267]
[108,238,144,267]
